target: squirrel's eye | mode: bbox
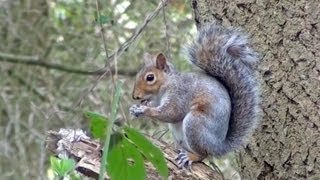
[146,74,154,82]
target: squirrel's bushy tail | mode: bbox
[188,24,260,155]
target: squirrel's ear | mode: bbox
[143,53,153,65]
[155,53,168,70]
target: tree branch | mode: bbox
[0,52,137,76]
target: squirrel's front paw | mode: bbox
[129,104,147,117]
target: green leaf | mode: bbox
[94,12,109,25]
[124,127,169,178]
[85,111,109,139]
[109,132,124,151]
[98,15,109,25]
[107,138,146,180]
[50,156,76,177]
[50,156,61,175]
[60,158,76,175]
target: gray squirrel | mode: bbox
[129,23,260,168]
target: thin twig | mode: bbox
[152,128,170,140]
[158,128,169,140]
[74,70,108,107]
[95,2,118,179]
[0,52,136,76]
[95,0,115,86]
[74,0,115,108]
[106,0,169,62]
[113,52,128,123]
[95,2,109,61]
[80,0,117,113]
[162,0,171,59]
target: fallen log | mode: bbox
[46,129,223,179]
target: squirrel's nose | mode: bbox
[132,94,141,100]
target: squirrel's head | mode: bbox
[132,52,172,103]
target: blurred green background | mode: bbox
[0,0,237,179]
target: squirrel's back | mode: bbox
[188,23,260,154]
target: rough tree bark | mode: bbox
[191,0,320,179]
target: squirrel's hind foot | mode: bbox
[175,149,205,169]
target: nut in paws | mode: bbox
[129,104,147,117]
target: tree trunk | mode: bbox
[191,0,320,179]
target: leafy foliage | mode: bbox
[86,111,109,139]
[85,118,169,180]
[50,156,76,177]
[124,126,169,178]
[84,82,168,180]
[107,137,146,180]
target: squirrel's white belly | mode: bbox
[168,122,190,151]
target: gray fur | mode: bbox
[165,73,232,156]
[130,23,260,158]
[187,24,260,155]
